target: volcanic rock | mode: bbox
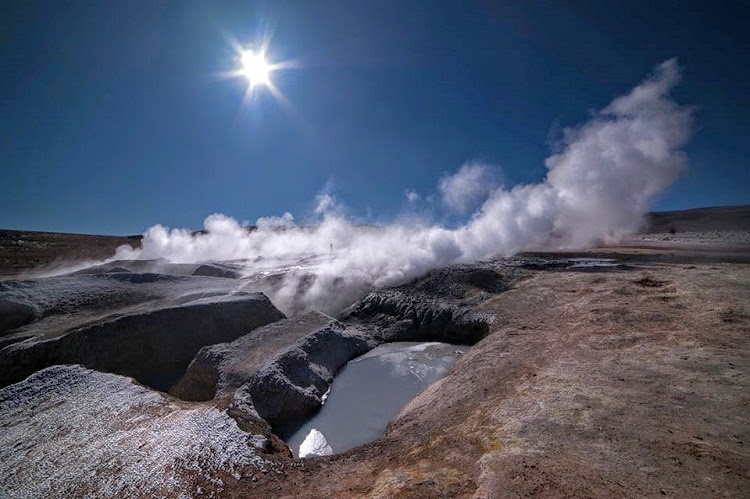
[340,263,515,344]
[0,273,284,389]
[172,311,338,401]
[192,263,242,279]
[0,365,275,497]
[231,320,376,431]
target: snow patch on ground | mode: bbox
[299,429,333,458]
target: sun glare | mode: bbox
[221,35,297,113]
[240,50,271,87]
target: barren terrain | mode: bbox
[0,206,748,498]
[247,252,749,497]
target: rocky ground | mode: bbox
[0,230,142,279]
[235,248,749,498]
[0,272,283,389]
[0,365,277,497]
[0,207,748,497]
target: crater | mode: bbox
[284,341,468,458]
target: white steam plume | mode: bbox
[114,59,692,315]
[439,162,499,214]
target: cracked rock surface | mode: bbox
[0,365,278,498]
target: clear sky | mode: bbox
[2,0,748,234]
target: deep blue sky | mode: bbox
[2,1,748,234]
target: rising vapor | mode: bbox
[439,162,499,214]
[113,59,693,315]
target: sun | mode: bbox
[240,50,271,87]
[220,35,297,112]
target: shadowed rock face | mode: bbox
[0,300,36,333]
[340,263,516,344]
[0,365,281,497]
[342,289,491,344]
[231,323,377,433]
[0,272,284,389]
[172,311,338,401]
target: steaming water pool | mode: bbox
[285,341,467,458]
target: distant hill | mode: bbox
[0,231,141,278]
[645,205,750,233]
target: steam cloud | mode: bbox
[439,162,499,214]
[113,59,693,315]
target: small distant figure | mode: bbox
[330,243,333,253]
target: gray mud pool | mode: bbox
[286,341,467,458]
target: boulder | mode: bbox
[172,311,336,401]
[231,322,376,432]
